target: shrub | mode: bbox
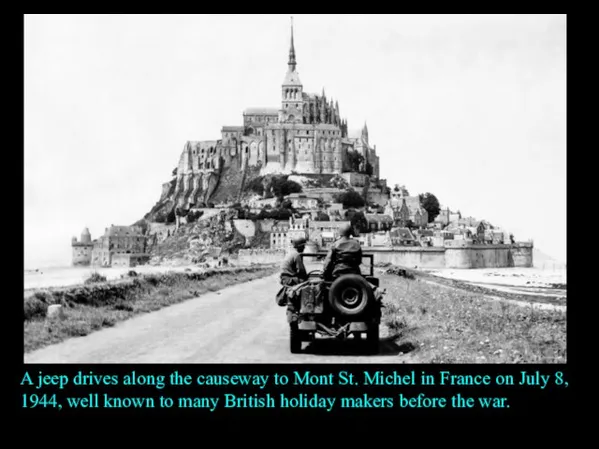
[247,177,265,196]
[186,210,204,223]
[84,272,107,284]
[335,190,365,209]
[24,295,48,320]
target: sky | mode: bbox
[24,14,566,269]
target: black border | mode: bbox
[16,14,575,424]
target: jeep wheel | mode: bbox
[366,324,379,354]
[290,323,302,354]
[328,274,374,318]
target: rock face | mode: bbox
[147,209,247,265]
[144,149,262,223]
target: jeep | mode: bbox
[286,252,385,354]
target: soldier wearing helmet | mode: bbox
[280,235,308,287]
[322,223,362,280]
[276,235,309,309]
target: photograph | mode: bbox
[24,14,566,364]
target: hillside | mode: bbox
[147,209,245,265]
[144,161,262,223]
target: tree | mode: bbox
[419,192,441,223]
[280,199,294,210]
[345,208,368,233]
[365,162,373,176]
[347,151,364,172]
[247,176,265,196]
[334,190,365,209]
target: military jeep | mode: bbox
[287,253,384,354]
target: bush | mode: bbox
[258,208,292,220]
[336,190,365,209]
[187,210,204,223]
[269,176,302,197]
[85,272,107,284]
[345,209,368,233]
[247,177,265,196]
[24,295,48,320]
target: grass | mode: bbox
[24,265,278,353]
[380,270,566,363]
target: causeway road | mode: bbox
[24,273,406,363]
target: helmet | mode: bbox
[339,223,354,238]
[291,236,307,248]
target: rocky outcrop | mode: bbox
[144,148,263,223]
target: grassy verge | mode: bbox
[380,270,566,363]
[24,265,277,353]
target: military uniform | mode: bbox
[280,247,307,286]
[277,240,309,322]
[322,236,363,280]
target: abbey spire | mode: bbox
[288,16,296,71]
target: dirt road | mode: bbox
[24,274,406,364]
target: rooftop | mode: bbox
[365,214,393,223]
[390,228,415,240]
[243,108,279,115]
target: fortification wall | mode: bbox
[511,242,534,268]
[368,244,525,269]
[237,249,287,265]
[366,247,446,269]
[72,245,93,266]
[444,245,510,268]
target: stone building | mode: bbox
[270,222,291,250]
[71,227,94,266]
[364,214,394,232]
[286,193,320,210]
[308,220,352,250]
[91,225,148,267]
[384,185,428,228]
[390,228,417,246]
[435,207,461,227]
[170,19,382,209]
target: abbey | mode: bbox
[172,20,380,206]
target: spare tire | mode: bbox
[328,274,374,318]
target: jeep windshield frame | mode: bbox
[300,252,374,277]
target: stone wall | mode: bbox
[112,253,151,267]
[366,244,532,269]
[367,247,447,269]
[511,242,534,268]
[235,243,532,269]
[72,245,93,266]
[237,249,287,265]
[444,245,511,269]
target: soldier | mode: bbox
[322,223,362,280]
[280,236,308,287]
[276,236,308,308]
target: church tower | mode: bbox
[281,17,303,124]
[362,121,369,144]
